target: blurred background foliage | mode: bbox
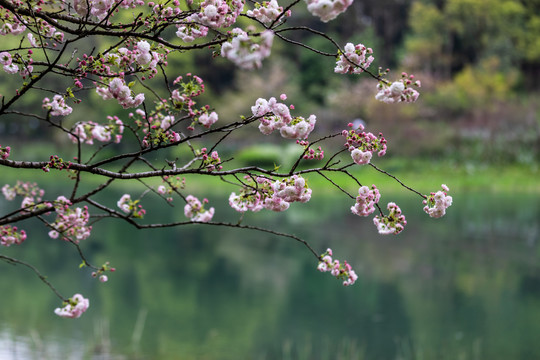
[0,0,539,168]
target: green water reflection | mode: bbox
[1,192,539,359]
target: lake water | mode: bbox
[1,191,539,359]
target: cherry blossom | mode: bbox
[423,184,453,218]
[48,197,92,242]
[184,195,215,222]
[375,73,422,104]
[342,123,387,164]
[373,202,407,235]
[252,96,316,139]
[305,0,353,22]
[351,185,380,216]
[334,43,374,74]
[0,145,10,160]
[117,194,146,218]
[42,95,73,116]
[229,175,311,213]
[190,0,244,28]
[54,294,89,319]
[68,117,124,145]
[96,78,145,109]
[317,248,358,286]
[176,23,209,42]
[221,28,274,70]
[0,225,27,247]
[247,0,287,24]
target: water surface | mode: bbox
[1,191,539,359]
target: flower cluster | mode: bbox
[2,182,46,212]
[176,23,209,43]
[69,116,124,144]
[375,72,421,104]
[0,13,26,36]
[317,248,358,286]
[141,127,182,147]
[0,144,10,160]
[96,77,145,109]
[305,0,353,22]
[102,40,164,78]
[221,28,274,70]
[54,294,89,319]
[229,175,311,212]
[247,0,288,25]
[373,202,407,235]
[170,73,206,117]
[423,184,453,218]
[0,51,18,75]
[0,225,27,247]
[351,185,380,216]
[298,140,324,160]
[42,95,73,116]
[342,123,387,165]
[48,196,92,242]
[279,115,317,139]
[184,195,215,222]
[199,148,223,171]
[251,96,316,139]
[199,110,219,128]
[73,0,137,20]
[132,104,183,147]
[42,155,72,173]
[334,43,374,74]
[117,194,146,218]
[190,0,244,29]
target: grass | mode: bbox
[1,155,538,199]
[1,140,538,196]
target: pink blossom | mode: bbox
[317,248,357,286]
[423,184,453,218]
[27,33,38,47]
[350,148,372,165]
[335,43,374,74]
[184,195,214,222]
[96,78,145,109]
[221,29,274,69]
[198,111,218,128]
[42,95,72,116]
[190,0,244,29]
[176,23,209,42]
[0,225,27,246]
[373,202,407,235]
[117,194,132,213]
[3,63,19,74]
[305,0,353,22]
[2,184,16,200]
[91,125,112,142]
[247,0,287,24]
[0,52,12,65]
[375,76,421,104]
[160,115,174,130]
[0,145,10,160]
[49,198,92,242]
[279,115,316,140]
[350,185,380,216]
[54,294,89,319]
